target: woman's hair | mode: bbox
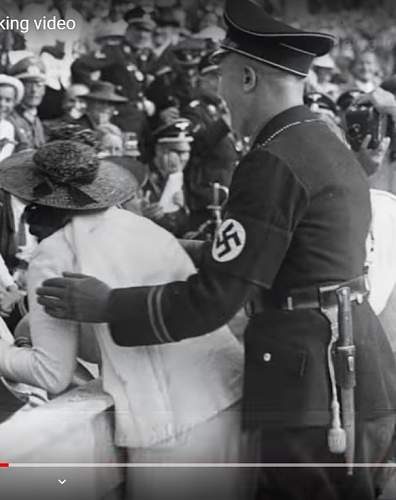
[24,205,76,242]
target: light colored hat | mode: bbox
[0,75,24,103]
[0,141,136,210]
[9,56,46,82]
[313,54,336,70]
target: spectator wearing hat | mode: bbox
[8,56,47,151]
[145,38,206,129]
[74,81,126,132]
[142,118,193,236]
[311,54,340,100]
[0,139,244,500]
[183,53,238,229]
[0,75,24,162]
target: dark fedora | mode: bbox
[83,81,128,104]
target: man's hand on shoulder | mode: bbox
[36,273,112,323]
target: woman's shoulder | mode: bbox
[30,229,72,270]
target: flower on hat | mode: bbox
[33,141,99,185]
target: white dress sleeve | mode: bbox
[0,232,79,394]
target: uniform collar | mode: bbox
[253,105,316,149]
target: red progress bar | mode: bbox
[0,463,9,468]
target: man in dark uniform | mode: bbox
[141,119,193,237]
[184,52,239,229]
[71,8,155,137]
[37,1,396,499]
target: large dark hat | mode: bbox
[0,141,136,210]
[212,0,336,77]
[124,6,156,31]
[107,156,148,186]
[83,81,128,103]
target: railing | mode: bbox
[0,380,123,499]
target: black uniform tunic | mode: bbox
[108,105,396,430]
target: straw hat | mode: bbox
[0,75,24,104]
[0,141,137,210]
[107,156,148,186]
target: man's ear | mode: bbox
[243,65,257,92]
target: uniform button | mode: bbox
[263,353,272,362]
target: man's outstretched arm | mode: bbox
[37,267,253,347]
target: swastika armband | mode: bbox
[205,213,292,288]
[212,219,246,262]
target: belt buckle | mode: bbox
[319,283,339,310]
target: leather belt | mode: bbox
[248,276,369,315]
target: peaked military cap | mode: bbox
[124,6,156,31]
[212,0,336,77]
[154,119,194,143]
[336,89,365,111]
[304,92,338,117]
[199,52,219,75]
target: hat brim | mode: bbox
[0,151,137,210]
[209,47,230,64]
[16,73,46,83]
[83,93,128,103]
[107,156,148,186]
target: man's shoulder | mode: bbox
[265,120,365,194]
[233,146,307,192]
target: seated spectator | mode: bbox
[142,118,193,237]
[0,75,24,162]
[8,56,47,151]
[97,124,124,156]
[346,51,383,93]
[311,54,340,99]
[59,84,90,122]
[76,81,127,131]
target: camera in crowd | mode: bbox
[345,103,388,152]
